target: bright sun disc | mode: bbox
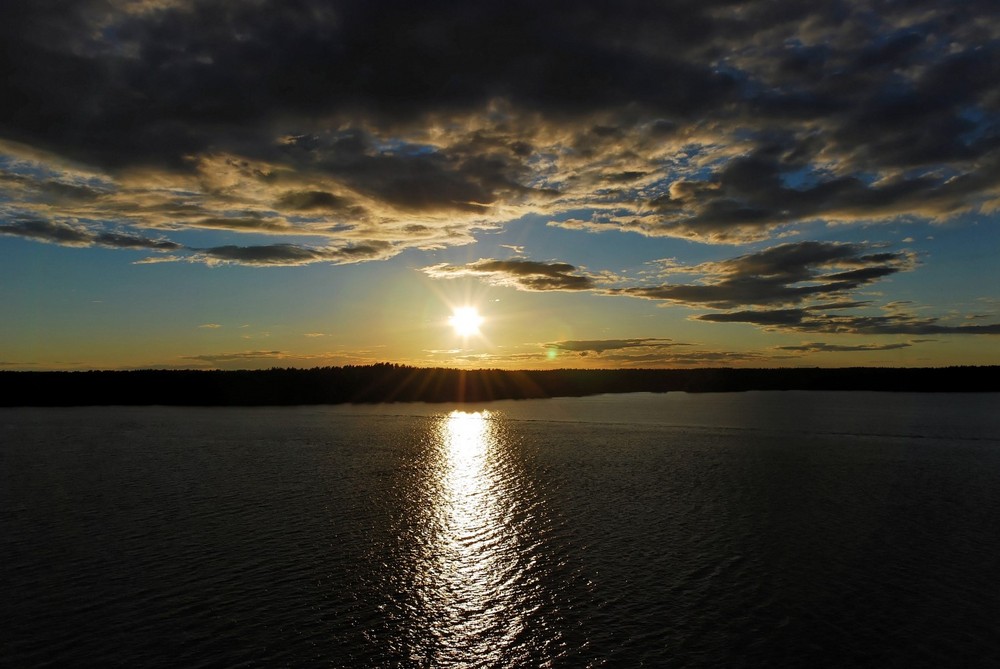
[449,307,483,337]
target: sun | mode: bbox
[449,306,484,337]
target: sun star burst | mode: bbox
[449,307,484,337]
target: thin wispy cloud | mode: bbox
[438,345,773,368]
[776,342,913,353]
[0,219,181,251]
[423,259,597,291]
[699,307,1000,335]
[545,339,684,355]
[181,351,288,363]
[175,348,384,370]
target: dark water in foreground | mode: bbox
[2,392,999,667]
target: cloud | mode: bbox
[0,220,93,247]
[133,254,185,265]
[92,231,183,250]
[0,219,182,250]
[545,338,683,354]
[189,241,395,266]
[0,217,399,266]
[198,323,222,329]
[699,308,1000,335]
[0,0,997,255]
[436,344,774,368]
[534,337,779,367]
[775,342,913,353]
[546,346,776,367]
[275,190,352,212]
[643,147,1000,241]
[0,2,997,367]
[699,309,810,326]
[422,242,998,337]
[594,349,777,366]
[174,348,387,369]
[181,351,288,363]
[423,258,596,291]
[609,241,915,309]
[185,216,295,234]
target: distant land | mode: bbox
[1,365,998,407]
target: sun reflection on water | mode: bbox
[409,409,529,665]
[443,410,490,508]
[367,409,583,666]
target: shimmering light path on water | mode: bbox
[2,392,1000,667]
[423,411,518,663]
[371,410,586,667]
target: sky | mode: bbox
[1,0,999,371]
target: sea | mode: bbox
[2,391,999,668]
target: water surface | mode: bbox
[3,392,999,666]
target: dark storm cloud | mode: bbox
[0,0,739,167]
[423,258,596,291]
[275,190,351,212]
[610,242,914,309]
[0,219,181,250]
[271,130,552,216]
[0,0,996,249]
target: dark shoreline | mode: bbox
[2,364,998,407]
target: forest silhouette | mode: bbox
[3,365,998,406]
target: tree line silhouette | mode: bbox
[2,364,997,406]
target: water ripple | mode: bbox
[3,398,1000,667]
